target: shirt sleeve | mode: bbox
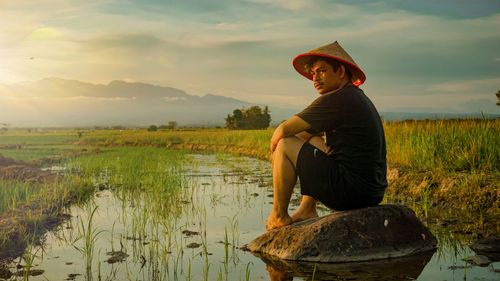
[296,92,344,133]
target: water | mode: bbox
[2,154,499,280]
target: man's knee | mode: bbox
[275,137,301,153]
[273,137,304,165]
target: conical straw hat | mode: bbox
[292,41,366,86]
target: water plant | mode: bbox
[311,263,317,281]
[244,262,253,281]
[72,204,104,275]
[19,240,43,280]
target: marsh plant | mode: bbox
[19,239,43,280]
[72,204,104,275]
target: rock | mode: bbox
[186,242,202,249]
[261,251,434,281]
[0,267,13,279]
[464,255,491,267]
[66,273,81,280]
[15,269,44,276]
[243,204,437,262]
[471,235,500,261]
[181,230,199,237]
[106,250,129,264]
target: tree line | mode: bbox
[225,105,271,130]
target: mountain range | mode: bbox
[0,78,497,127]
[0,78,297,127]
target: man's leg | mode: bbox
[266,136,304,230]
[290,136,330,222]
[291,195,318,222]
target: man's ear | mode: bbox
[338,65,346,79]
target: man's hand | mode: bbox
[270,126,283,152]
[295,131,315,143]
[270,116,311,152]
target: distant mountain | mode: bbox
[0,78,297,127]
[1,78,496,127]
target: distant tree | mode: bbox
[225,105,271,129]
[225,109,243,129]
[263,106,271,127]
[496,90,499,106]
[167,121,178,130]
[0,123,10,134]
[147,125,158,132]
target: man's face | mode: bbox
[309,60,344,95]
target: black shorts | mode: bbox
[296,142,382,211]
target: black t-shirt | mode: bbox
[296,85,387,197]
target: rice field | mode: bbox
[0,119,498,280]
[78,119,500,173]
[0,151,498,280]
[385,119,499,173]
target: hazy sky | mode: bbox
[0,0,499,112]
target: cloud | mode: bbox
[83,33,165,51]
[330,0,500,19]
[427,78,500,95]
[0,95,137,102]
[249,0,318,11]
[0,0,498,115]
[162,97,188,103]
[373,94,498,113]
[27,27,63,40]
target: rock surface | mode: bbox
[464,255,492,267]
[243,204,437,262]
[471,235,500,261]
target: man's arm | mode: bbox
[295,131,318,142]
[270,116,310,152]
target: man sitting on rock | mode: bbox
[266,41,387,230]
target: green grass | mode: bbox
[66,147,185,190]
[0,179,31,213]
[0,145,76,162]
[78,119,499,174]
[66,147,188,222]
[80,128,272,159]
[385,119,499,173]
[0,130,81,161]
[0,130,79,145]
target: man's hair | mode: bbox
[304,57,352,80]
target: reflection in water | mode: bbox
[261,251,435,281]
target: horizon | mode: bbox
[0,0,499,123]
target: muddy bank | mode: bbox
[0,156,79,261]
[386,166,499,237]
[0,160,56,184]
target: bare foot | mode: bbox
[291,208,318,223]
[266,212,293,231]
